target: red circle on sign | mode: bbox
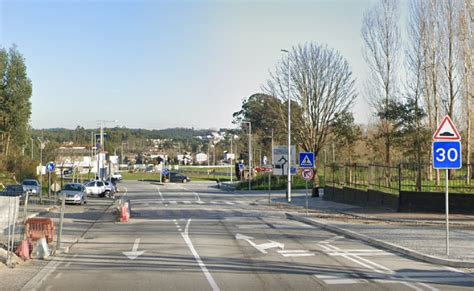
[301,169,314,181]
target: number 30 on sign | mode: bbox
[433,141,461,169]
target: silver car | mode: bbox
[22,179,40,195]
[59,183,87,205]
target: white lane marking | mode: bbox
[320,235,343,244]
[281,253,315,257]
[278,250,307,253]
[324,278,367,284]
[54,272,62,279]
[236,224,270,229]
[320,244,428,291]
[224,201,234,205]
[169,201,178,205]
[181,219,220,291]
[325,244,393,273]
[396,271,465,277]
[327,252,394,257]
[20,257,65,291]
[156,186,164,201]
[183,201,191,204]
[193,192,201,201]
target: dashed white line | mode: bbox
[156,186,164,201]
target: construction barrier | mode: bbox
[25,218,55,243]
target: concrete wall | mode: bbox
[0,196,19,236]
[323,186,399,211]
[399,191,474,214]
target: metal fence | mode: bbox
[324,163,474,194]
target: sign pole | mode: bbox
[48,171,51,198]
[445,169,449,257]
[268,172,271,205]
[305,180,308,216]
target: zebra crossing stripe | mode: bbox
[277,249,315,257]
[324,279,367,285]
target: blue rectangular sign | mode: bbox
[299,152,315,168]
[433,141,461,169]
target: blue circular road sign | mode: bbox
[163,168,170,176]
[46,162,55,173]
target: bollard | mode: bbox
[36,237,50,259]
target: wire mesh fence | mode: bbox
[324,163,474,194]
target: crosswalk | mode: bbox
[314,269,474,287]
[132,200,250,206]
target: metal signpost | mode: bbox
[46,162,55,198]
[299,152,315,216]
[238,163,245,182]
[432,115,461,257]
[301,169,314,216]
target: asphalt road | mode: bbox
[25,181,474,290]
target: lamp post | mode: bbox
[281,49,292,202]
[97,120,118,180]
[37,137,45,204]
[242,121,252,191]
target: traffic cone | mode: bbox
[15,240,30,261]
[120,205,129,222]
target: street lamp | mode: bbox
[37,137,45,204]
[97,120,118,180]
[281,49,292,202]
[242,121,252,191]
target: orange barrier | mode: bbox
[25,218,55,243]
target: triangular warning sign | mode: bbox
[433,115,461,141]
[301,155,313,166]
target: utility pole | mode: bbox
[230,136,233,183]
[282,49,292,202]
[242,122,252,191]
[31,138,34,159]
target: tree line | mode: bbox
[232,0,473,184]
[0,45,34,181]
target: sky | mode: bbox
[0,0,382,130]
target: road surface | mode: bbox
[25,181,474,290]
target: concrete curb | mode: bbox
[337,210,474,226]
[286,212,474,268]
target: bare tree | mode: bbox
[406,0,428,190]
[459,0,473,183]
[361,0,401,166]
[439,0,462,119]
[264,42,356,157]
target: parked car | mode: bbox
[58,183,87,205]
[163,172,191,183]
[111,172,123,181]
[22,179,40,195]
[84,180,107,197]
[1,184,28,204]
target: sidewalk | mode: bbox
[0,197,115,290]
[258,191,474,267]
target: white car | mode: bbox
[84,180,107,197]
[111,173,123,181]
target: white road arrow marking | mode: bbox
[235,233,284,254]
[123,238,145,260]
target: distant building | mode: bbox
[195,153,208,164]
